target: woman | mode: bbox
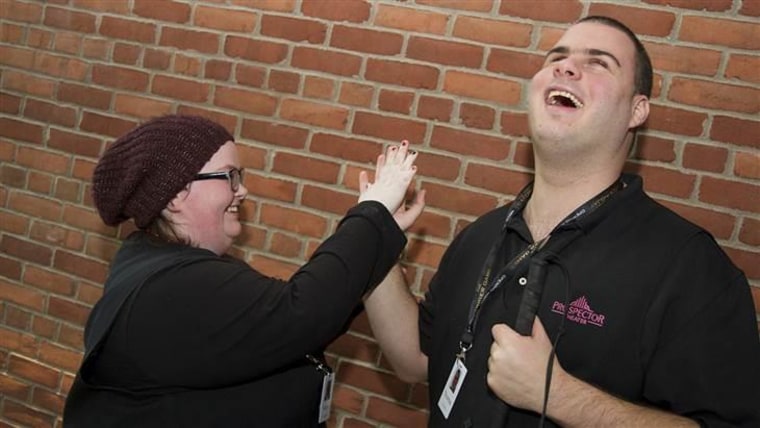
[63,115,424,427]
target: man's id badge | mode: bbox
[318,370,335,423]
[437,358,467,419]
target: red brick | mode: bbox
[272,151,340,184]
[366,58,439,89]
[292,46,362,77]
[431,126,511,161]
[454,16,531,47]
[23,265,76,296]
[336,361,409,400]
[327,333,380,365]
[2,69,55,98]
[740,0,760,16]
[112,42,141,65]
[331,25,403,55]
[44,6,96,33]
[339,82,374,107]
[225,36,288,63]
[710,116,760,149]
[99,15,155,43]
[241,119,308,149]
[460,103,495,130]
[302,186,355,217]
[375,4,448,34]
[54,178,82,203]
[133,0,190,23]
[301,0,370,23]
[646,104,706,137]
[699,176,759,212]
[352,111,427,143]
[114,93,173,118]
[260,14,326,43]
[487,49,544,80]
[231,0,296,12]
[265,69,298,93]
[280,99,348,130]
[587,4,675,37]
[48,296,91,325]
[444,70,521,105]
[0,374,32,402]
[32,316,59,340]
[500,111,530,139]
[72,0,130,13]
[8,355,60,389]
[0,92,21,114]
[499,0,582,23]
[734,151,760,180]
[234,64,266,88]
[627,164,695,198]
[82,37,110,59]
[160,26,219,54]
[53,31,83,55]
[643,0,731,11]
[27,27,53,49]
[669,77,759,114]
[465,163,532,196]
[739,218,760,247]
[91,64,149,91]
[28,171,53,194]
[58,323,84,349]
[310,133,381,163]
[0,277,46,311]
[632,135,676,163]
[365,396,428,427]
[17,147,70,174]
[214,86,277,116]
[408,36,483,68]
[659,201,736,240]
[80,112,137,138]
[332,384,366,414]
[2,0,43,23]
[53,250,108,284]
[0,117,44,144]
[418,96,453,122]
[5,305,31,330]
[680,16,759,50]
[303,76,334,100]
[260,204,328,238]
[379,89,414,115]
[0,254,23,280]
[194,5,256,32]
[38,341,82,373]
[424,181,497,217]
[646,43,721,77]
[725,54,760,84]
[151,75,209,102]
[57,82,112,109]
[32,387,67,414]
[48,129,102,158]
[417,0,492,11]
[682,143,728,173]
[10,190,63,220]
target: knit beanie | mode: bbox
[92,115,234,228]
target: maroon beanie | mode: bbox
[92,115,234,228]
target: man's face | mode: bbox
[527,21,647,157]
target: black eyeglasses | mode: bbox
[193,168,244,192]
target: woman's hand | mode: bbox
[359,140,424,230]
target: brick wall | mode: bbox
[0,0,757,426]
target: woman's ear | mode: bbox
[166,186,190,213]
[629,95,650,129]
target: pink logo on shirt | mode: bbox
[551,296,606,327]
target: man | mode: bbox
[366,16,760,427]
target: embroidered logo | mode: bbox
[551,296,606,327]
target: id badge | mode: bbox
[318,370,335,423]
[437,358,467,419]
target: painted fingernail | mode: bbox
[409,150,416,155]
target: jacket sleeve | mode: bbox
[125,201,407,387]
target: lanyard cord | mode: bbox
[458,177,624,358]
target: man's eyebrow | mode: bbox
[546,46,622,67]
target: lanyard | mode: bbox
[457,178,623,361]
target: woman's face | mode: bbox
[168,141,248,255]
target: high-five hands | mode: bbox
[359,140,425,231]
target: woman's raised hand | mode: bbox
[359,141,425,230]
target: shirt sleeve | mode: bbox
[642,232,760,427]
[125,201,407,387]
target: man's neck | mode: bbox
[523,168,621,241]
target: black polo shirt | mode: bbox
[420,174,760,427]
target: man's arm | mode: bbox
[364,264,428,383]
[488,319,698,428]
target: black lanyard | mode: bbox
[457,178,624,361]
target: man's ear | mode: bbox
[629,95,650,129]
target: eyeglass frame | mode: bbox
[192,168,244,192]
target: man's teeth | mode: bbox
[547,90,584,108]
[227,206,239,213]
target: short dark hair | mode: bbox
[577,16,653,98]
